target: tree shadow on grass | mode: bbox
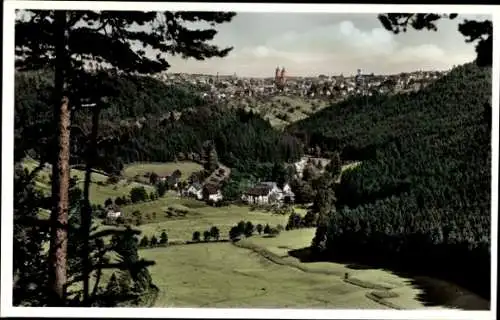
[288,247,490,311]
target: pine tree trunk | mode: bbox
[82,106,100,305]
[48,10,70,306]
[48,95,71,305]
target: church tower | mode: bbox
[280,67,286,85]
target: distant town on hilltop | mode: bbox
[149,66,451,102]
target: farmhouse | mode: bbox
[106,204,122,219]
[281,183,296,204]
[242,182,295,205]
[242,185,273,205]
[160,170,182,188]
[184,182,203,200]
[203,184,223,203]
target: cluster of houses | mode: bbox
[182,182,224,203]
[241,182,295,206]
[104,164,299,220]
[182,179,295,207]
[181,166,228,203]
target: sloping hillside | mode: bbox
[302,63,492,300]
[287,63,491,162]
[15,70,304,176]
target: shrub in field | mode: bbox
[139,236,149,248]
[160,231,168,245]
[209,226,220,241]
[192,231,201,242]
[203,230,211,241]
[244,221,254,237]
[256,224,263,235]
[263,224,271,234]
[150,235,158,247]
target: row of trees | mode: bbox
[228,221,282,240]
[102,187,158,209]
[139,232,169,248]
[192,226,221,242]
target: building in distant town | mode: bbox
[275,66,287,90]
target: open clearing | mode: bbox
[141,243,386,309]
[123,161,202,182]
[141,228,485,309]
[238,229,488,310]
[23,158,154,206]
[231,95,330,129]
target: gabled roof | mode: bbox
[106,204,121,212]
[245,186,272,197]
[259,182,277,188]
[189,182,202,190]
[203,183,219,194]
[166,175,179,183]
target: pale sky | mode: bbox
[163,13,490,77]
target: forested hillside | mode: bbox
[287,64,491,162]
[299,64,492,300]
[15,69,303,174]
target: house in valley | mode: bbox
[281,183,295,204]
[106,204,122,219]
[184,182,203,200]
[203,183,223,203]
[166,175,180,189]
[242,182,295,205]
[241,185,273,205]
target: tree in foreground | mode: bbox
[378,13,492,67]
[15,9,236,306]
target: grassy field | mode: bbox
[141,228,477,309]
[119,192,288,241]
[23,158,155,206]
[141,243,386,309]
[123,161,202,183]
[230,95,330,129]
[140,229,454,309]
[237,229,487,310]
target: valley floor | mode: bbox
[140,229,488,310]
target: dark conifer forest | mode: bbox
[289,63,492,299]
[15,69,303,174]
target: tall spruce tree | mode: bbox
[311,174,336,254]
[15,9,236,306]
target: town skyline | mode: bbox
[160,65,455,78]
